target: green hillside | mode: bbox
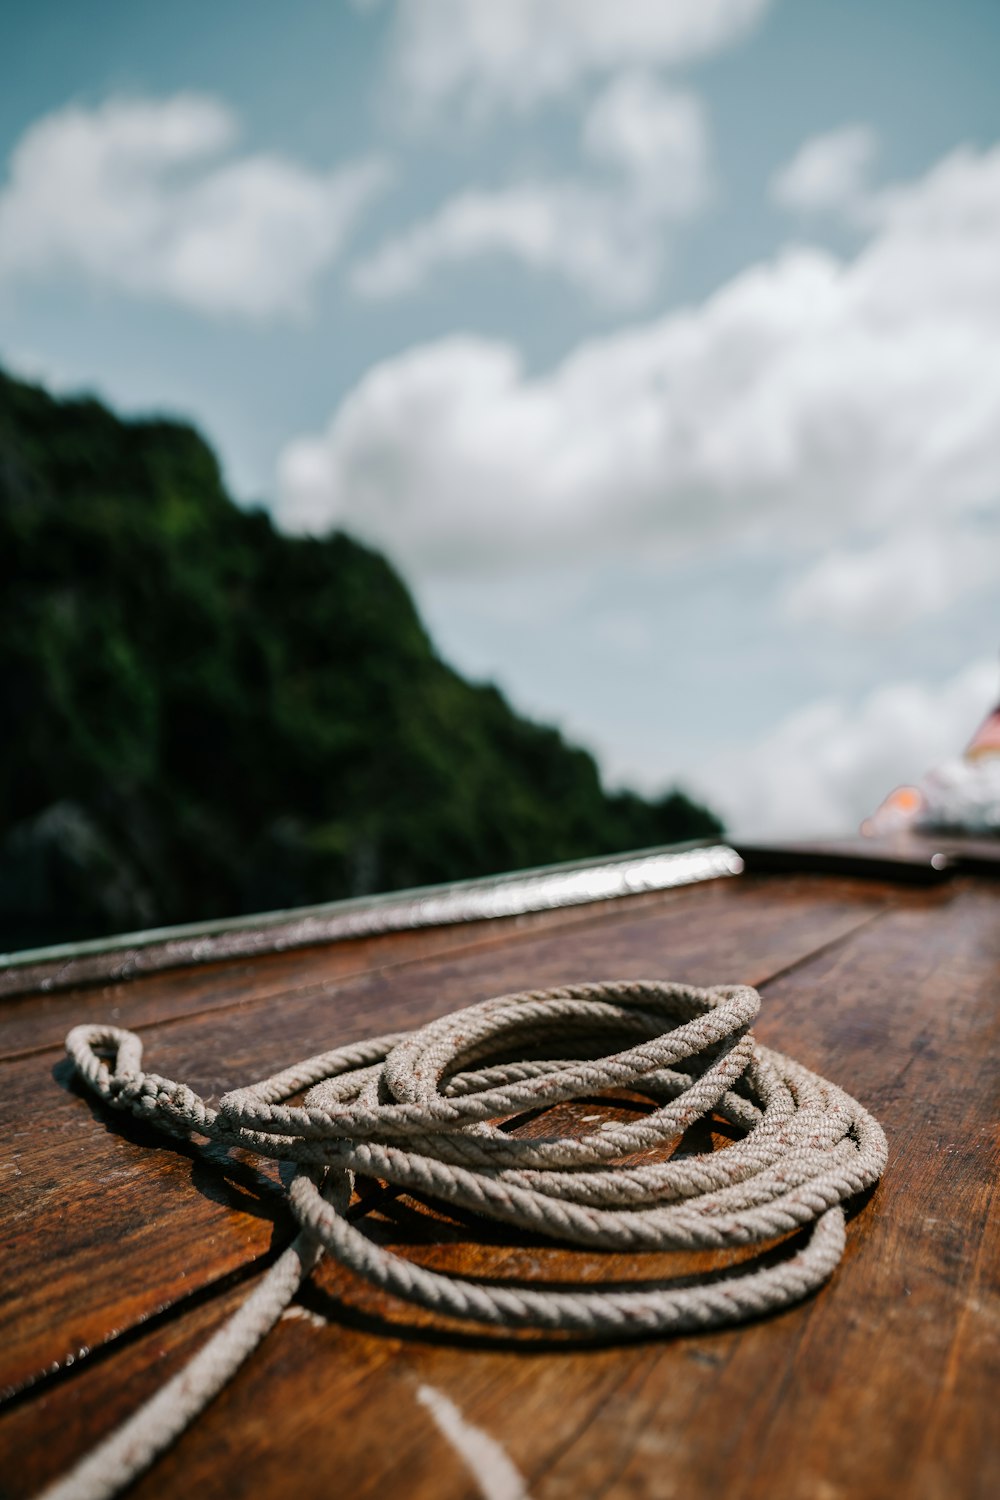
[0,369,721,949]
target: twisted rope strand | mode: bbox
[48,979,886,1500]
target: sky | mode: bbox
[2,0,999,838]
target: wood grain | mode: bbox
[2,869,996,1500]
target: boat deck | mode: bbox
[1,841,997,1499]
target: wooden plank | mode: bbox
[0,875,888,1398]
[0,1283,254,1499]
[3,877,995,1500]
[909,1171,999,1498]
[0,888,675,1061]
[737,836,953,883]
[740,832,1000,879]
[907,833,1000,875]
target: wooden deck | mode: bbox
[1,844,997,1499]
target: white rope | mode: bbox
[46,980,886,1500]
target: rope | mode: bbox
[46,979,886,1500]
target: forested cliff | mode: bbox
[0,370,720,948]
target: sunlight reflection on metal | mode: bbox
[403,846,743,929]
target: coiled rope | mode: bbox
[49,980,886,1500]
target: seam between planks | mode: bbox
[755,906,891,994]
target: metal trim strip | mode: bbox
[0,842,743,999]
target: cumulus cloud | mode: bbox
[351,182,650,306]
[280,142,1000,632]
[770,124,878,217]
[386,0,773,120]
[781,527,997,634]
[692,658,998,839]
[352,74,709,306]
[0,94,389,318]
[582,71,708,212]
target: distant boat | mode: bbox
[863,665,1000,838]
[965,690,1000,761]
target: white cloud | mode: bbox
[386,0,773,120]
[782,526,997,634]
[581,71,709,212]
[0,95,389,319]
[771,124,878,216]
[691,658,998,839]
[352,74,709,306]
[280,142,1000,630]
[351,181,657,306]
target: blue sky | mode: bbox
[3,0,999,836]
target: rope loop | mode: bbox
[50,980,887,1500]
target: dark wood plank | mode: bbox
[741,832,1000,879]
[0,875,887,1398]
[905,833,1000,874]
[737,836,953,882]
